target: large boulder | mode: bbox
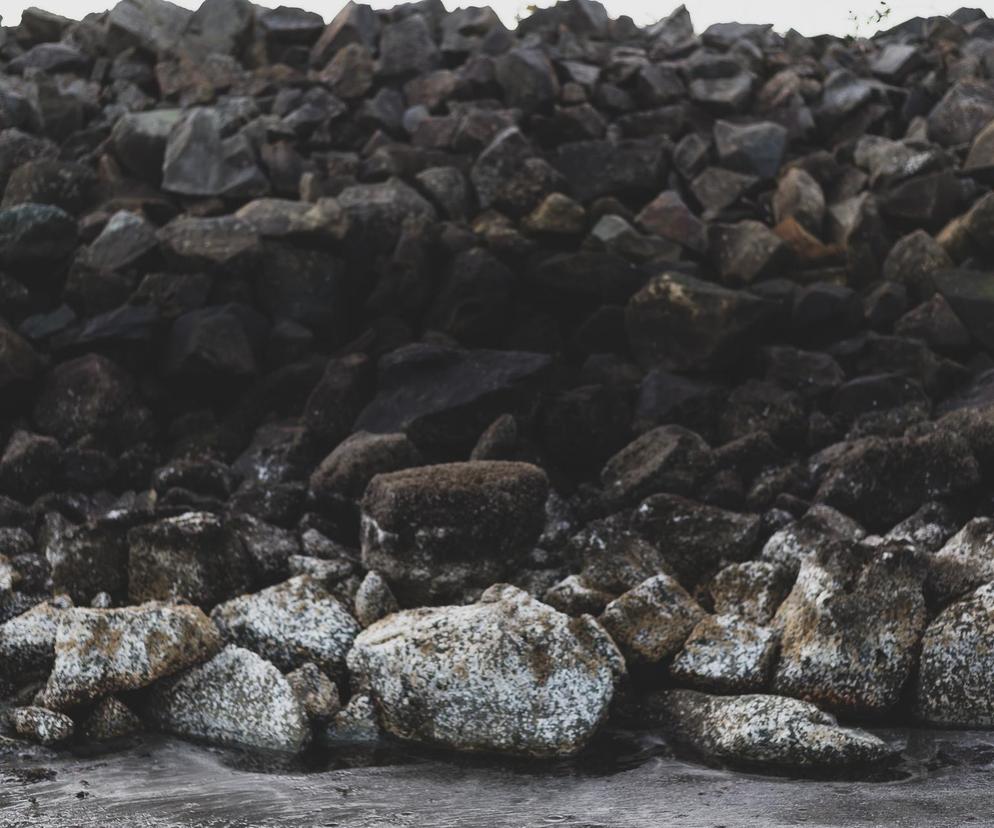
[360,461,549,605]
[773,540,926,714]
[211,576,360,678]
[43,602,219,710]
[146,645,311,753]
[347,584,624,756]
[650,690,893,768]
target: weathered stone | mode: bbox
[633,494,762,585]
[348,584,624,756]
[627,272,776,371]
[80,696,142,741]
[653,690,892,768]
[43,602,219,710]
[708,561,791,624]
[714,120,787,180]
[127,512,251,608]
[360,461,549,605]
[353,571,399,628]
[711,220,791,285]
[773,167,825,234]
[354,344,551,457]
[162,108,267,198]
[926,518,994,607]
[927,80,994,147]
[598,574,705,665]
[773,540,926,714]
[11,706,74,745]
[310,432,422,507]
[0,599,68,679]
[814,431,980,532]
[670,614,778,692]
[379,14,439,77]
[0,203,76,266]
[600,425,712,507]
[496,48,559,112]
[146,645,310,753]
[210,576,359,677]
[635,190,707,252]
[286,662,340,722]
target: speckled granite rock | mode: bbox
[43,602,220,710]
[347,584,624,756]
[670,614,778,693]
[917,582,994,727]
[323,693,382,745]
[146,645,310,753]
[926,518,994,606]
[210,575,359,678]
[11,705,74,745]
[652,690,893,768]
[353,571,398,628]
[598,574,705,666]
[543,574,614,617]
[760,504,866,576]
[0,598,71,678]
[360,462,549,605]
[708,562,791,624]
[127,512,251,608]
[286,662,340,723]
[773,540,926,714]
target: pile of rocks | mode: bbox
[4,0,994,769]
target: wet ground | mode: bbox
[0,727,992,827]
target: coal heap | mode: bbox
[4,0,994,765]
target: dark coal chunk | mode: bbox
[354,344,551,457]
[626,272,777,371]
[0,203,76,266]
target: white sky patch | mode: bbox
[1,0,966,38]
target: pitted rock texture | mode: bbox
[347,584,624,757]
[360,462,549,605]
[772,540,927,715]
[917,581,994,727]
[210,575,360,677]
[43,602,220,710]
[651,690,894,768]
[146,645,311,753]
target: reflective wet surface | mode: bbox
[1,727,992,827]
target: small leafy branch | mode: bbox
[849,1,892,37]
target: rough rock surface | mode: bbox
[348,584,624,756]
[670,614,778,693]
[146,645,310,753]
[598,574,705,665]
[11,705,75,745]
[917,582,994,726]
[43,602,220,709]
[773,540,927,714]
[652,690,893,768]
[211,576,360,677]
[360,462,549,605]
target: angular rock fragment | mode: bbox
[80,697,141,741]
[598,574,706,665]
[670,614,778,693]
[353,571,399,628]
[348,584,624,756]
[773,540,926,714]
[926,518,994,606]
[147,645,310,753]
[211,576,359,677]
[626,272,776,371]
